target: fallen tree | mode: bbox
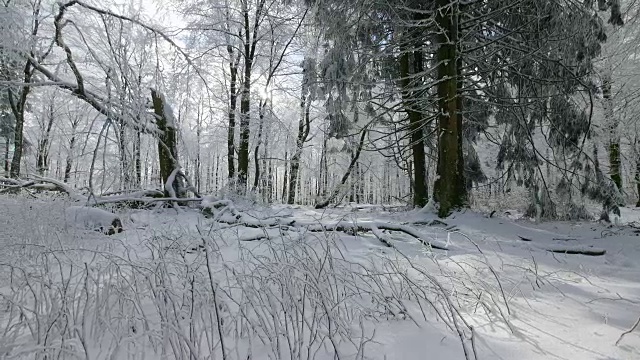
[202,198,449,250]
[546,247,606,256]
[1,179,443,250]
[516,234,606,256]
[0,175,199,206]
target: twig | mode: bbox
[616,315,640,346]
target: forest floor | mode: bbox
[0,195,639,359]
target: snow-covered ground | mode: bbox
[0,196,639,359]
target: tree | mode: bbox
[433,0,466,216]
[152,89,184,196]
[0,93,14,176]
[476,0,624,219]
[1,0,47,179]
[287,57,315,204]
[397,6,429,208]
[34,91,57,176]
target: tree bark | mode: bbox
[196,102,202,193]
[262,109,272,202]
[135,130,141,186]
[64,134,76,183]
[8,85,31,179]
[282,148,288,202]
[635,145,640,207]
[433,0,466,217]
[118,119,131,188]
[318,134,328,198]
[151,89,182,197]
[227,57,238,182]
[254,100,267,189]
[3,133,9,176]
[36,101,55,176]
[398,16,428,208]
[288,92,311,204]
[237,1,265,191]
[602,72,622,191]
[9,2,42,179]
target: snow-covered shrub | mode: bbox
[0,212,491,359]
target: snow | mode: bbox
[1,195,640,359]
[64,205,122,234]
[150,88,177,128]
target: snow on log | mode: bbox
[292,220,449,250]
[200,199,448,249]
[30,175,84,201]
[212,213,447,250]
[65,206,123,235]
[0,175,85,201]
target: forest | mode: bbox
[1,0,640,359]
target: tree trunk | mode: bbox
[282,149,288,202]
[196,102,202,193]
[8,1,40,179]
[318,134,327,198]
[151,89,182,196]
[266,159,273,202]
[262,108,271,202]
[3,134,9,176]
[603,72,622,191]
[254,100,267,189]
[36,102,55,176]
[433,0,466,217]
[118,119,131,189]
[227,60,238,182]
[8,87,29,179]
[635,158,640,207]
[238,70,251,192]
[215,154,220,191]
[287,93,311,204]
[636,145,640,207]
[64,133,76,183]
[206,160,211,192]
[398,19,428,207]
[238,4,261,192]
[135,130,141,186]
[315,128,368,209]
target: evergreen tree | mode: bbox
[468,0,623,219]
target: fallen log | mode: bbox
[201,199,449,250]
[212,214,448,250]
[546,248,606,256]
[515,234,605,256]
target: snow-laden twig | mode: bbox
[27,174,86,201]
